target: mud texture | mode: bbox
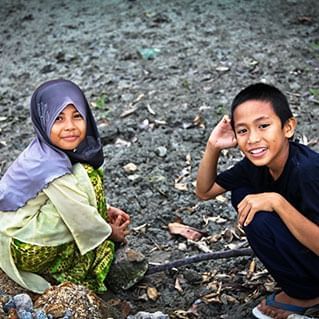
[0,1,319,318]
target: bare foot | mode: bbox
[256,291,319,319]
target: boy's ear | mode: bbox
[284,117,297,138]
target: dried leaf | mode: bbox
[147,286,159,301]
[247,259,256,278]
[186,153,192,165]
[133,93,145,104]
[168,222,206,241]
[203,215,227,225]
[216,194,227,202]
[115,138,131,147]
[120,106,138,118]
[174,277,183,293]
[172,309,189,319]
[187,239,212,253]
[215,65,230,72]
[146,103,156,115]
[192,114,205,128]
[154,119,167,125]
[174,182,188,191]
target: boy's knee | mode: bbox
[244,211,279,239]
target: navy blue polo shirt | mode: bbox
[215,141,319,224]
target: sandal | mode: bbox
[252,293,319,319]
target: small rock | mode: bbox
[3,296,16,313]
[13,294,33,313]
[34,309,48,319]
[17,310,33,319]
[123,163,138,173]
[127,311,169,319]
[62,308,73,319]
[155,146,167,157]
[106,247,148,291]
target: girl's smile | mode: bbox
[50,104,87,150]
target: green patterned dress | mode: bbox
[11,164,114,293]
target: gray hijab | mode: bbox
[0,79,104,211]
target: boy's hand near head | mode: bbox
[196,115,236,201]
[207,115,237,151]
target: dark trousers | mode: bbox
[231,187,319,299]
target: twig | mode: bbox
[146,247,253,275]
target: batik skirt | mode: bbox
[11,164,114,293]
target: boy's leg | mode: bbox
[231,187,319,299]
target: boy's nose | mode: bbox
[248,130,261,144]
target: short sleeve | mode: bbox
[298,169,319,224]
[215,158,252,191]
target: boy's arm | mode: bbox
[196,115,237,200]
[238,192,319,255]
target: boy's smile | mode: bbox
[233,100,296,179]
[50,104,87,151]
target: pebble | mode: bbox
[62,308,73,319]
[0,291,52,319]
[34,310,48,319]
[13,294,33,313]
[17,310,32,319]
[127,311,169,319]
[155,146,167,157]
[3,297,16,312]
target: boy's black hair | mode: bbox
[230,83,293,128]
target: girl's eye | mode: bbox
[55,115,64,122]
[74,113,83,119]
[259,123,270,129]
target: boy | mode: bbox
[196,83,319,319]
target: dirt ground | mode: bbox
[0,0,318,318]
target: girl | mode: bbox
[196,83,319,319]
[0,79,130,294]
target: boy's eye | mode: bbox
[259,123,270,129]
[236,128,247,135]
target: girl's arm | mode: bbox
[196,115,237,200]
[238,192,319,255]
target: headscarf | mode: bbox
[0,79,104,211]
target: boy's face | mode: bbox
[50,104,87,151]
[233,100,295,177]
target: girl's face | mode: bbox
[233,100,296,179]
[50,104,87,150]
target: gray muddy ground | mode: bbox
[0,0,319,318]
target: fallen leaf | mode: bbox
[174,182,188,191]
[147,286,159,301]
[120,106,138,118]
[174,277,183,293]
[146,103,156,115]
[168,222,206,241]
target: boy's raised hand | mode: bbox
[208,115,237,150]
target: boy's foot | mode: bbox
[253,291,319,319]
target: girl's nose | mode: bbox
[64,118,76,131]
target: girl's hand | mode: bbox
[107,206,130,243]
[237,193,281,226]
[208,115,237,150]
